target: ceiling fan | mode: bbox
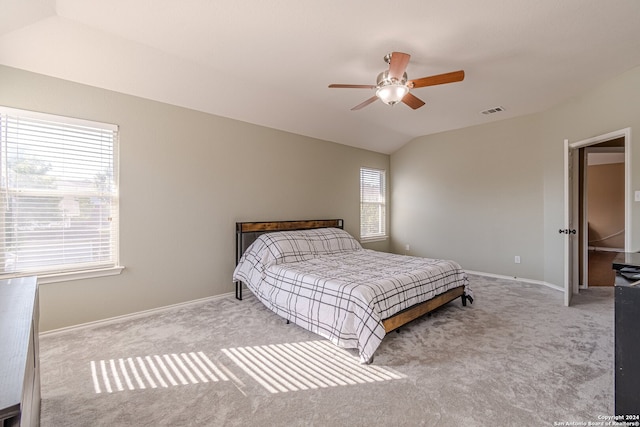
[328,52,465,111]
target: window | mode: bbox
[0,107,120,281]
[360,167,386,240]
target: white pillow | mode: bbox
[233,227,362,285]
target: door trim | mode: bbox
[570,128,631,249]
[565,128,631,302]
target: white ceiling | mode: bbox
[2,1,640,154]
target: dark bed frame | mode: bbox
[234,219,470,335]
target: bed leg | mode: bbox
[363,355,374,365]
[235,281,243,300]
[461,294,474,307]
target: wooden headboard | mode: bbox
[235,219,344,265]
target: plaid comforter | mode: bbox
[233,228,470,363]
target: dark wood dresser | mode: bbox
[0,277,40,427]
[612,253,640,416]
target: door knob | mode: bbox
[558,229,576,234]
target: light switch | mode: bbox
[636,191,640,202]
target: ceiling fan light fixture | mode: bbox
[375,70,409,106]
[376,83,409,105]
[328,52,463,111]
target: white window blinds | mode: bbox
[360,167,386,240]
[0,107,119,278]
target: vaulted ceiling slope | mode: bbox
[2,0,640,154]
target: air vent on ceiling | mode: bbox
[481,106,505,115]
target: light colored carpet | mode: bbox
[39,275,614,426]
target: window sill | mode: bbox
[37,266,125,284]
[360,235,389,244]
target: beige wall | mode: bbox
[540,66,640,286]
[5,61,640,327]
[390,115,545,281]
[587,163,625,249]
[0,65,389,331]
[392,64,640,287]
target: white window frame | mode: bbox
[0,106,123,283]
[360,167,387,242]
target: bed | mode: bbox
[233,219,472,363]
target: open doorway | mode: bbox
[578,137,626,288]
[564,128,631,305]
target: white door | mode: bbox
[563,139,578,306]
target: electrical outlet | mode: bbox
[405,244,410,251]
[514,256,521,264]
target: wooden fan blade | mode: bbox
[329,84,376,89]
[351,96,378,111]
[402,92,426,110]
[409,70,465,88]
[388,52,411,80]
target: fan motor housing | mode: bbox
[376,70,408,86]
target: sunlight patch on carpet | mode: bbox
[90,351,230,393]
[221,340,406,393]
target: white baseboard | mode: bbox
[41,273,563,337]
[465,270,563,292]
[40,291,235,337]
